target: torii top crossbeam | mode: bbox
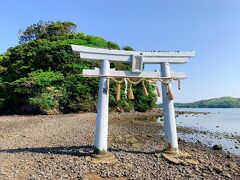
[71,45,195,64]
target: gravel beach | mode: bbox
[0,110,239,179]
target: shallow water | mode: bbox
[160,108,240,155]
[178,132,240,155]
[175,108,240,135]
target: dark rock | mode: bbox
[226,154,231,159]
[177,137,183,142]
[212,144,222,150]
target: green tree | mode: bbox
[19,21,76,44]
[0,21,157,114]
[122,46,134,51]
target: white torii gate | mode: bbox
[72,45,195,153]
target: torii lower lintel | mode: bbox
[82,68,187,79]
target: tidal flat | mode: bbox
[0,110,239,179]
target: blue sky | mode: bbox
[0,0,240,102]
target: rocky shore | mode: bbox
[0,110,239,179]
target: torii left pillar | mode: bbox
[94,59,110,153]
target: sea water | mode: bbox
[174,108,240,155]
[175,108,240,135]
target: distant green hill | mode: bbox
[173,97,240,108]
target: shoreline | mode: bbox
[0,110,239,179]
[175,109,240,156]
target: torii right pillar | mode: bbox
[161,62,178,152]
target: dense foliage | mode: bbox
[174,97,240,108]
[0,21,157,114]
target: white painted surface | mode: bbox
[82,68,187,79]
[95,60,110,152]
[71,45,195,64]
[161,62,179,151]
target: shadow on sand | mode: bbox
[0,145,162,157]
